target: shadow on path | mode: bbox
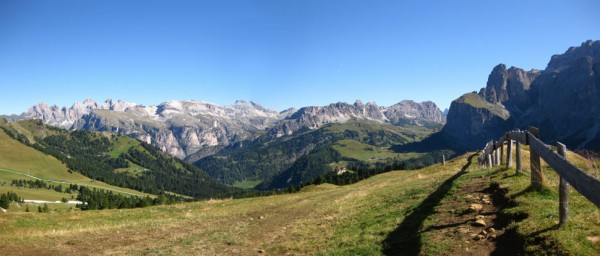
[382,153,477,256]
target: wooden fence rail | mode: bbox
[478,126,600,225]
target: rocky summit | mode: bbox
[9,99,446,159]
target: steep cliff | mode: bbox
[524,40,600,149]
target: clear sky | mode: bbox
[1,0,599,115]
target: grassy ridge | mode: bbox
[457,93,510,120]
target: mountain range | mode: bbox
[4,99,446,159]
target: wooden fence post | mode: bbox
[490,140,495,166]
[500,141,504,166]
[442,154,446,165]
[506,139,513,169]
[497,147,501,166]
[493,149,498,167]
[529,126,544,190]
[487,154,493,169]
[516,141,522,174]
[557,142,569,226]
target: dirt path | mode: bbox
[426,176,501,254]
[420,173,522,256]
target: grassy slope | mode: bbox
[232,180,262,189]
[0,149,597,255]
[332,139,424,162]
[108,136,141,158]
[458,92,510,120]
[0,129,152,200]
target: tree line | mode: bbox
[0,191,23,209]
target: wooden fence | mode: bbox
[478,126,600,225]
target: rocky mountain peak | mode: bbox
[547,40,600,73]
[101,99,136,111]
[478,63,541,112]
[353,100,364,107]
[230,100,273,116]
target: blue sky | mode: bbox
[1,0,599,115]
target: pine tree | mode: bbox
[0,194,9,209]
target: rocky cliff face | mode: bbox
[438,93,511,151]
[415,40,600,152]
[478,64,541,114]
[524,40,600,149]
[385,100,446,125]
